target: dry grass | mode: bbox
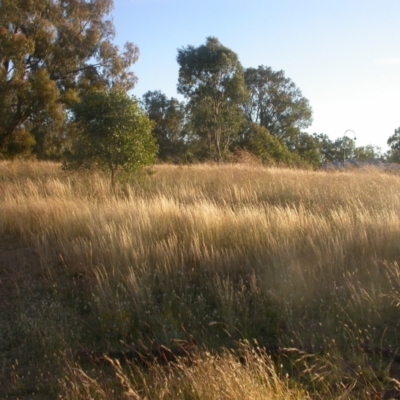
[60,341,307,400]
[1,160,400,398]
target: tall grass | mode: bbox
[1,161,400,398]
[60,341,308,400]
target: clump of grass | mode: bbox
[60,341,308,400]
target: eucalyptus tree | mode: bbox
[386,127,400,162]
[388,128,400,152]
[142,91,187,162]
[244,66,312,144]
[0,0,139,157]
[312,133,336,163]
[177,37,248,162]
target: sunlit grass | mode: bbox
[1,160,400,398]
[60,341,307,400]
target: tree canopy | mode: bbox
[177,37,248,161]
[242,122,293,165]
[386,128,400,162]
[387,128,400,152]
[0,0,139,157]
[64,90,157,187]
[244,66,312,143]
[142,91,187,162]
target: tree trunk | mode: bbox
[110,167,117,191]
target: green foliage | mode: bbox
[387,127,400,163]
[293,132,321,167]
[313,133,357,163]
[312,134,380,164]
[142,91,188,162]
[244,66,313,143]
[387,150,400,163]
[387,127,400,151]
[240,124,318,168]
[177,37,248,162]
[0,0,139,157]
[312,133,337,163]
[64,90,157,187]
[243,123,294,165]
[353,145,381,161]
[1,127,36,159]
[334,136,356,162]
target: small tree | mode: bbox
[64,90,157,187]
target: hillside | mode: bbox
[1,161,400,399]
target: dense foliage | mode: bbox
[64,90,157,187]
[177,37,248,162]
[142,91,187,162]
[244,66,313,143]
[0,0,138,158]
[387,127,400,162]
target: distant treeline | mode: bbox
[1,2,398,167]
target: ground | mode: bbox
[1,236,400,399]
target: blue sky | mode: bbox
[113,0,400,151]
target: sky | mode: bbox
[112,0,400,151]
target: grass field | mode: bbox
[1,161,400,399]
